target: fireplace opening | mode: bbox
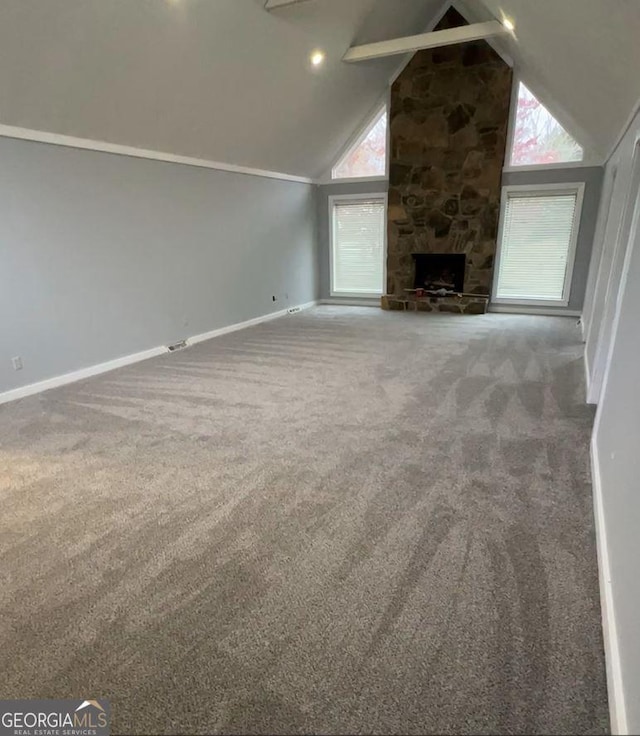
[412,253,466,293]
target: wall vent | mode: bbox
[264,0,313,10]
[167,340,188,352]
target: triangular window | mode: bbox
[510,83,583,167]
[332,107,387,179]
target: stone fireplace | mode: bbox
[382,7,513,314]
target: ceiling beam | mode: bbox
[264,0,313,10]
[343,21,508,62]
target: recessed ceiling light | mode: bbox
[503,18,515,31]
[310,50,326,67]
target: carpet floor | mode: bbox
[0,307,608,735]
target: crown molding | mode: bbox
[0,123,314,185]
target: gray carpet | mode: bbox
[0,307,609,735]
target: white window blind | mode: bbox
[331,198,385,295]
[495,189,580,302]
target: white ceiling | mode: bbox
[0,0,638,177]
[466,0,640,161]
[0,0,442,178]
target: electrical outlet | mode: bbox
[272,295,277,302]
[12,356,23,371]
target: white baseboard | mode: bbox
[584,353,594,405]
[0,301,318,405]
[0,345,167,405]
[188,300,317,346]
[591,439,628,734]
[489,304,582,317]
[587,364,603,406]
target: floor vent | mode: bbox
[167,340,188,352]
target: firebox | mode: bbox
[412,253,466,293]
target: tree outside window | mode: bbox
[333,110,387,179]
[511,83,583,166]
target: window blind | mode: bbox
[496,190,579,302]
[332,199,385,295]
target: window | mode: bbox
[510,83,583,167]
[332,107,387,180]
[330,196,386,296]
[493,184,584,305]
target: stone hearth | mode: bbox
[381,293,488,314]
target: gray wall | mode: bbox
[0,137,318,394]
[586,107,640,732]
[317,180,388,300]
[316,169,601,309]
[500,166,603,312]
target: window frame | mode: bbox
[503,77,592,173]
[330,103,389,183]
[329,192,388,298]
[492,182,585,307]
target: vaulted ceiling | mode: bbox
[459,0,640,162]
[0,0,442,178]
[0,0,638,178]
